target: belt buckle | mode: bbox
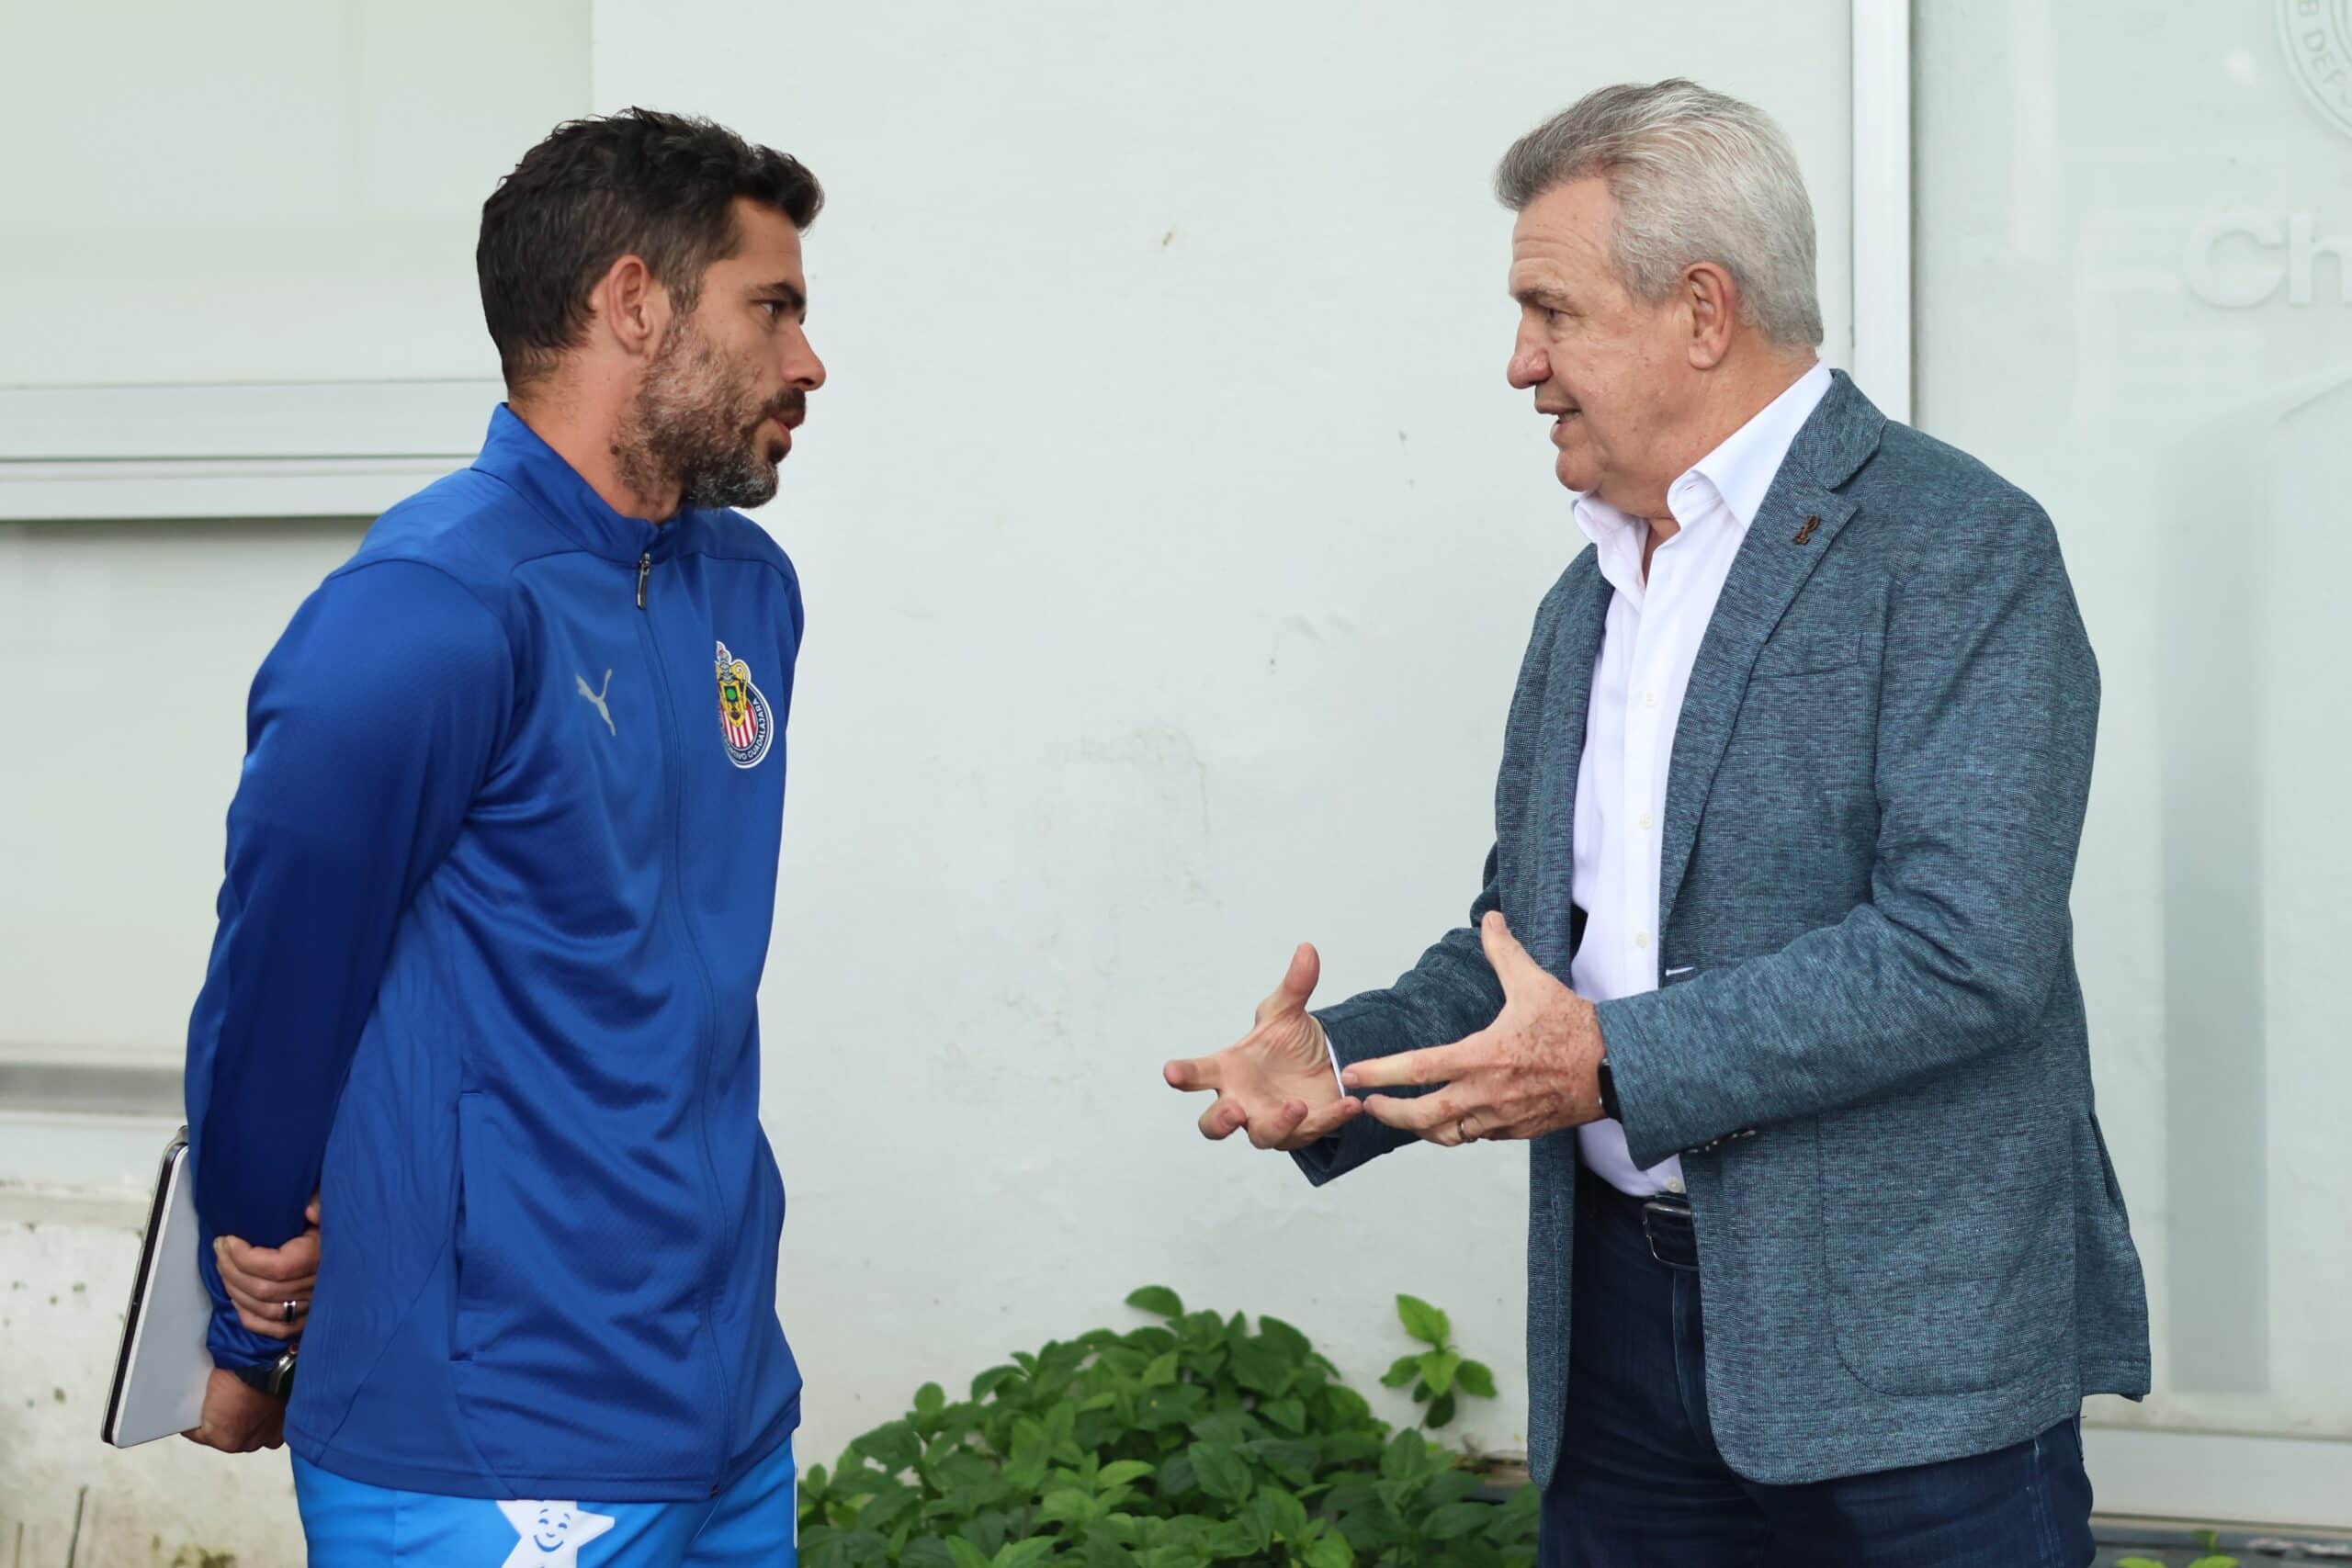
[1641,1195,1695,1270]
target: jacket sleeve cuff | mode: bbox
[1288,1010,1419,1188]
[1594,992,1758,1169]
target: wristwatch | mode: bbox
[231,1347,299,1401]
[1596,1056,1623,1122]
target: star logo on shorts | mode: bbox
[494,1500,616,1567]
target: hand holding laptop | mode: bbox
[103,1132,311,1452]
[184,1368,285,1453]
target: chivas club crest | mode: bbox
[713,641,775,769]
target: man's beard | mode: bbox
[615,318,802,513]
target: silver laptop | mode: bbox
[101,1128,214,1447]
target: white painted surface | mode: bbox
[1,0,1888,1556]
[586,0,1852,1479]
[1848,0,1912,422]
[2083,1427,2352,1532]
[0,0,587,388]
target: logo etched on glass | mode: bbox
[2280,0,2352,138]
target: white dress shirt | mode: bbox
[1572,361,1833,1198]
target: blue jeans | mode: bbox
[1539,1173,2095,1567]
[292,1437,796,1567]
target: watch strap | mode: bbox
[231,1348,298,1401]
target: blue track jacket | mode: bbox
[183,407,805,1500]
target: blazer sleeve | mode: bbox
[1290,853,1510,1187]
[1594,497,2099,1168]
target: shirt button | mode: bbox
[1634,931,1651,950]
[1637,810,1655,830]
[1667,1178,1687,1195]
[1644,690,1660,708]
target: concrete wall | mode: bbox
[0,1,1853,1558]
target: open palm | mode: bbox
[1164,943,1362,1152]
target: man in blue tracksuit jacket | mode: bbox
[180,109,826,1565]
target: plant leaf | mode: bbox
[1302,1530,1355,1568]
[1395,1294,1451,1348]
[1096,1460,1156,1491]
[1419,1349,1462,1397]
[1420,1501,1492,1540]
[1187,1439,1254,1503]
[1126,1285,1185,1319]
[1378,1355,1420,1390]
[1257,1314,1315,1361]
[1228,1334,1295,1396]
[1454,1359,1498,1399]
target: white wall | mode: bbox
[0,0,585,386]
[591,0,1851,1472]
[0,2,1854,1558]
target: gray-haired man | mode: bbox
[1166,80,2149,1565]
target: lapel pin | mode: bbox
[1792,514,1820,545]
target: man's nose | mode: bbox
[1508,333,1548,390]
[784,331,826,391]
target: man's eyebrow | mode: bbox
[1510,284,1570,309]
[753,280,808,317]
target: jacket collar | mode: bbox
[470,404,702,564]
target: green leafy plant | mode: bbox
[2116,1528,2240,1568]
[796,1286,1537,1567]
[1374,1295,1498,1430]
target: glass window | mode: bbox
[1917,0,2352,1440]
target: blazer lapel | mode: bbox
[1656,373,1887,936]
[1527,549,1609,975]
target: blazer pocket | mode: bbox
[1749,626,1860,681]
[1817,1092,2072,1396]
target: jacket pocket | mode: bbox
[1749,625,1859,681]
[450,1090,507,1362]
[1817,1080,2072,1395]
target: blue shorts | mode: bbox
[291,1439,796,1567]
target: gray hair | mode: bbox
[1496,79,1823,348]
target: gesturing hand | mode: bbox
[216,1190,321,1340]
[1344,911,1606,1145]
[1164,943,1363,1153]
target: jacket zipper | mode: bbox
[630,560,739,1494]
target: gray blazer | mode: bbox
[1298,373,2151,1487]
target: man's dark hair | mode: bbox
[478,107,823,391]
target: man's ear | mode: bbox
[591,254,669,359]
[1682,260,1738,371]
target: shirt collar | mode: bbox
[469,404,696,563]
[1684,358,1834,529]
[1573,359,1834,563]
